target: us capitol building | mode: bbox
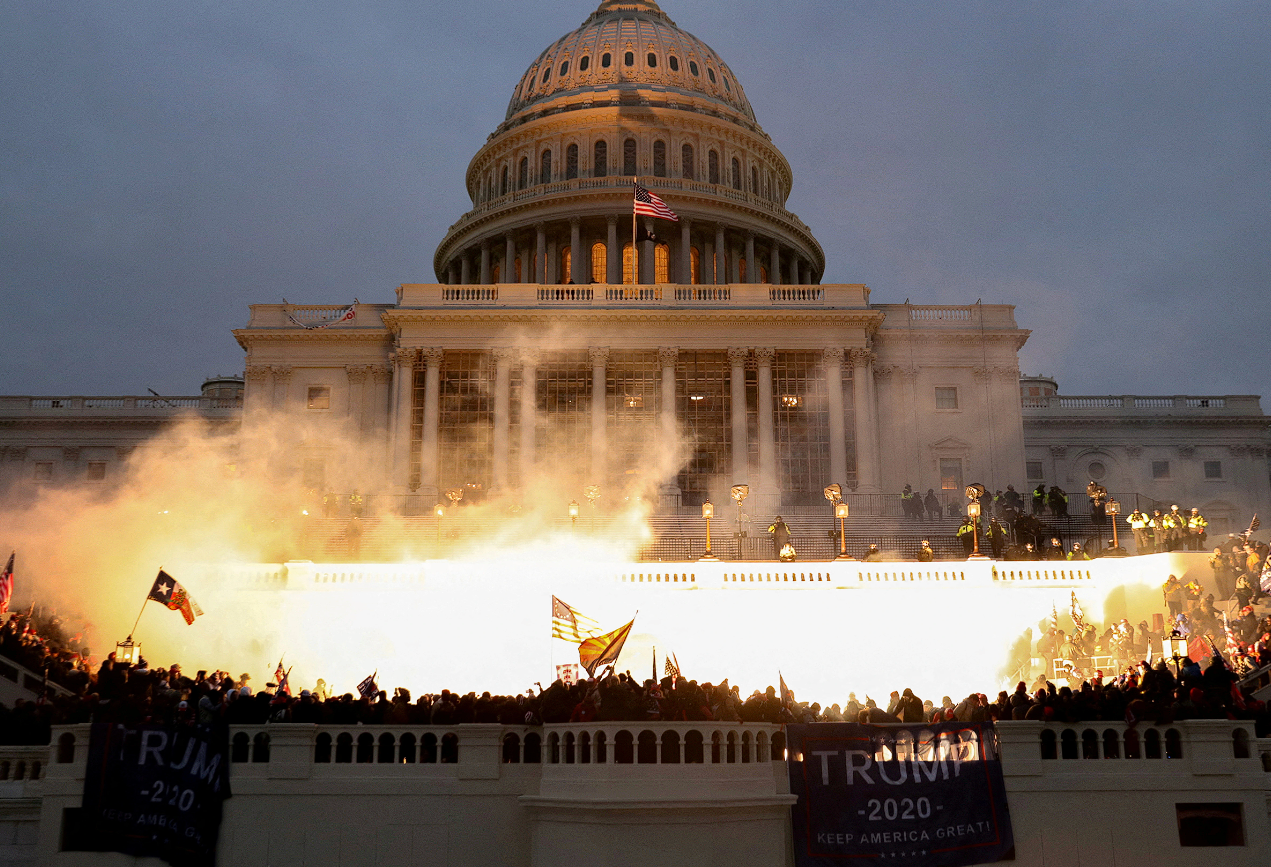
[2,0,1269,536]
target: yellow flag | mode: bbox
[578,618,636,676]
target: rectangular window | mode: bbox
[1152,460,1170,479]
[1026,461,1044,480]
[86,462,106,481]
[307,386,331,410]
[934,387,959,410]
[33,462,53,481]
[1204,460,1222,479]
[939,458,963,492]
[1176,803,1244,846]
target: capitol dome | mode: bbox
[434,0,824,288]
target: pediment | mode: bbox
[929,436,972,452]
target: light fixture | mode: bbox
[700,501,717,560]
[781,395,800,408]
[835,501,853,560]
[569,500,580,527]
[1105,499,1122,555]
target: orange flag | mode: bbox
[578,617,636,676]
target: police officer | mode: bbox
[1186,508,1208,551]
[1164,505,1187,551]
[1149,510,1167,553]
[1127,508,1151,554]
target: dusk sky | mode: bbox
[3,1,1268,397]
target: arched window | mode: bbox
[759,264,769,283]
[492,262,501,283]
[647,52,657,68]
[540,149,552,185]
[707,67,717,84]
[559,60,569,76]
[399,733,417,763]
[591,241,607,283]
[421,733,438,763]
[560,247,572,283]
[669,55,679,72]
[622,242,635,284]
[500,165,508,196]
[518,157,528,190]
[579,55,590,72]
[524,732,542,763]
[684,730,704,763]
[637,730,658,764]
[594,140,608,177]
[652,140,667,177]
[624,51,635,67]
[681,143,694,180]
[377,733,396,764]
[623,138,637,176]
[689,60,699,76]
[1039,729,1057,760]
[601,52,611,68]
[615,730,634,764]
[654,243,669,284]
[231,732,250,763]
[356,732,374,763]
[690,246,700,284]
[336,733,354,763]
[541,68,550,84]
[314,733,332,763]
[565,143,578,180]
[661,730,681,763]
[731,157,741,190]
[708,150,720,184]
[751,165,759,193]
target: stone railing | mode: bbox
[2,396,240,413]
[393,282,872,310]
[1022,394,1261,415]
[0,746,47,783]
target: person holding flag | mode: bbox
[578,615,636,677]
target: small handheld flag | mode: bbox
[357,671,378,699]
[633,182,679,222]
[0,553,14,614]
[578,617,636,676]
[779,672,795,708]
[146,570,203,625]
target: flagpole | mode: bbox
[631,178,638,285]
[128,599,150,640]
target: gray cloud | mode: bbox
[2,1,1267,397]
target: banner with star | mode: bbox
[786,721,1014,866]
[146,570,203,625]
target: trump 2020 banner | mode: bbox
[80,722,231,867]
[786,722,1014,866]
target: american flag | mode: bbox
[664,652,681,683]
[0,553,13,614]
[633,182,679,221]
[551,595,599,643]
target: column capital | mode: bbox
[727,347,750,365]
[657,346,679,367]
[244,364,272,383]
[569,216,582,227]
[345,364,371,383]
[492,346,516,363]
[519,349,541,368]
[588,346,610,366]
[391,349,416,369]
[822,347,845,365]
[479,238,490,250]
[753,347,776,364]
[972,366,991,383]
[421,347,444,365]
[371,364,394,384]
[847,348,873,369]
[606,214,618,228]
[270,364,293,382]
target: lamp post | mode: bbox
[730,484,749,540]
[967,501,990,560]
[1105,499,1122,555]
[1163,633,1189,676]
[699,501,718,560]
[434,503,444,547]
[835,501,854,560]
[116,636,141,666]
[568,500,579,529]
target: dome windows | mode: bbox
[723,77,731,92]
[542,68,551,84]
[653,141,667,177]
[688,60,699,76]
[624,51,635,67]
[708,150,720,185]
[623,138,637,176]
[682,144,694,180]
[647,52,657,68]
[731,157,741,190]
[601,52,612,68]
[540,149,552,185]
[594,141,608,177]
[669,56,679,72]
[579,55,590,72]
[707,68,716,84]
[518,157,529,190]
[565,144,579,180]
[559,60,569,76]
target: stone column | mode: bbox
[754,348,777,492]
[570,218,582,284]
[769,241,781,285]
[519,352,538,481]
[447,263,458,285]
[589,347,609,482]
[479,240,491,284]
[824,347,848,486]
[345,365,369,433]
[658,347,678,443]
[850,349,880,492]
[504,234,516,283]
[546,238,557,285]
[390,350,418,487]
[744,232,756,283]
[606,216,620,284]
[242,364,272,424]
[535,224,547,283]
[680,220,692,284]
[715,225,726,285]
[420,348,443,493]
[790,257,801,286]
[270,365,292,411]
[460,253,471,286]
[703,240,715,284]
[728,347,749,481]
[492,348,513,490]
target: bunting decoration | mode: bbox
[286,303,356,330]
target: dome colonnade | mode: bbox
[434,0,824,289]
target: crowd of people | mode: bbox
[3,578,1270,747]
